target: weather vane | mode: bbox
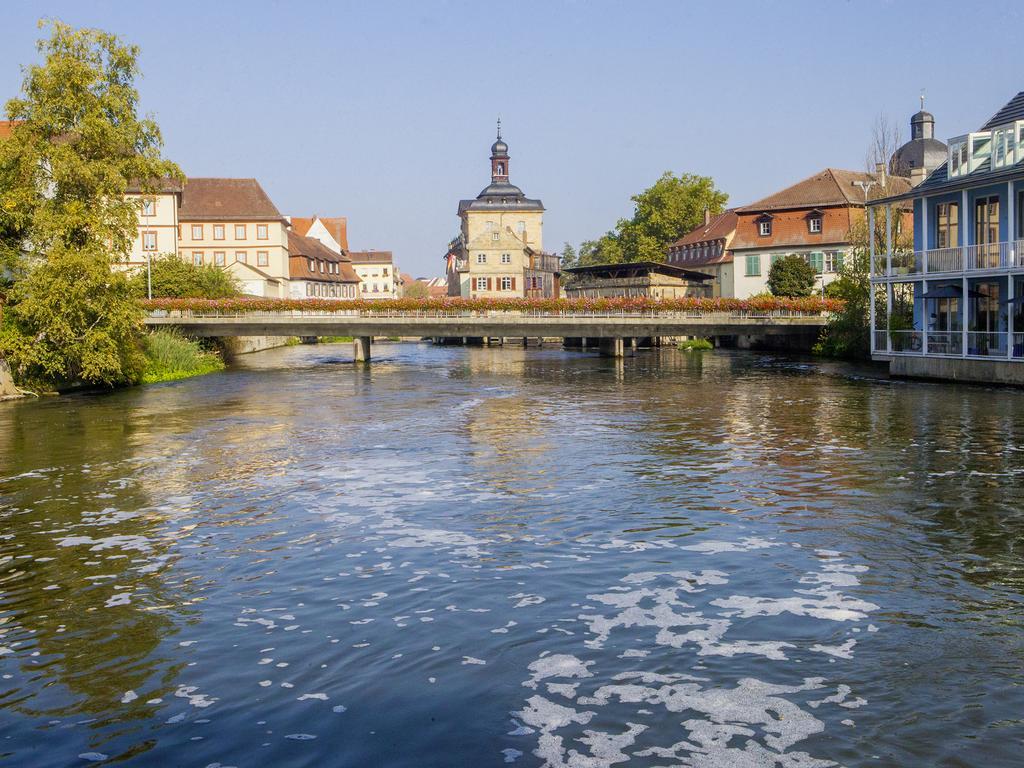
[496,116,502,140]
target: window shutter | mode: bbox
[487,277,492,291]
[810,252,824,274]
[511,277,516,292]
[835,252,844,271]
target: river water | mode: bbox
[1,342,1023,767]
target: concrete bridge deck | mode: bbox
[144,308,828,341]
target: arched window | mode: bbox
[497,163,504,175]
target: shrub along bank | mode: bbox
[141,330,225,384]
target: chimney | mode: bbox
[704,207,710,226]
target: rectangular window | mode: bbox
[501,253,511,264]
[745,254,761,276]
[319,261,325,273]
[809,217,822,233]
[191,224,203,240]
[257,251,269,266]
[475,277,488,291]
[936,202,959,249]
[235,224,246,239]
[142,231,157,251]
[141,199,155,216]
[975,196,1000,246]
[824,251,843,273]
[306,283,313,297]
[501,276,513,290]
[808,251,824,274]
[309,259,316,271]
[257,224,268,240]
[491,232,500,241]
[383,268,389,276]
[758,220,771,237]
[192,251,203,266]
[517,221,526,233]
[213,224,225,240]
[235,251,246,263]
[214,251,225,266]
[476,253,487,264]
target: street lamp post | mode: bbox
[147,252,152,299]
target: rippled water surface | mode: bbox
[2,342,1024,766]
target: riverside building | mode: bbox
[869,90,1024,385]
[445,123,559,298]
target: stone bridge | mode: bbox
[144,309,828,360]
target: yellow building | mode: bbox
[125,180,182,267]
[447,124,559,298]
[176,178,291,298]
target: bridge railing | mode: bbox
[146,307,830,321]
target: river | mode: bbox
[1,342,1023,766]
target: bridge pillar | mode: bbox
[353,336,371,362]
[598,337,626,358]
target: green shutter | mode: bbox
[746,255,761,276]
[834,252,844,272]
[809,252,824,274]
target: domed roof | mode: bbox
[491,138,508,157]
[477,180,523,199]
[891,137,947,175]
[911,109,934,124]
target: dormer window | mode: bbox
[808,213,822,233]
[758,220,772,237]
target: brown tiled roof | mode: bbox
[288,232,360,283]
[670,209,738,248]
[736,169,912,212]
[347,250,394,265]
[179,178,286,222]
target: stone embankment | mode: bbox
[0,359,22,400]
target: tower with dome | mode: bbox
[444,122,559,298]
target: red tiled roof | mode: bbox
[290,216,349,252]
[736,169,911,212]
[179,178,286,222]
[670,209,738,248]
[0,120,24,140]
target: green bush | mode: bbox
[131,255,240,299]
[142,330,224,384]
[767,255,817,298]
[677,338,713,351]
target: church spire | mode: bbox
[490,123,509,183]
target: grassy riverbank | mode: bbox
[142,330,225,384]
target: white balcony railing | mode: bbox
[926,331,963,356]
[877,239,1024,277]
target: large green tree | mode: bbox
[767,255,817,298]
[129,254,240,299]
[577,172,727,266]
[0,20,182,387]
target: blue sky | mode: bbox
[2,1,1022,277]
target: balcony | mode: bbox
[877,239,1024,277]
[880,330,1024,359]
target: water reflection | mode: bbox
[1,343,1023,766]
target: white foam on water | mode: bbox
[462,656,487,665]
[523,655,594,691]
